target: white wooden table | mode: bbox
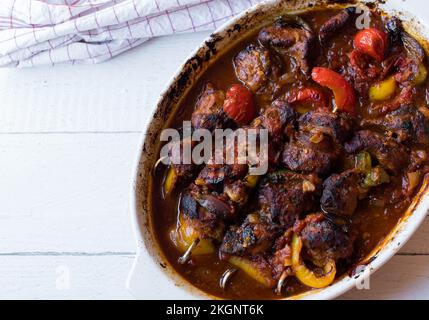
[0,31,428,300]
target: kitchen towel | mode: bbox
[0,0,265,67]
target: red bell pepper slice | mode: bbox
[311,67,357,115]
[285,87,328,110]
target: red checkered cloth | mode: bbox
[0,0,265,67]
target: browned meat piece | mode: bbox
[196,126,256,188]
[180,189,199,219]
[282,132,340,175]
[298,213,354,263]
[249,100,297,165]
[179,188,226,242]
[195,131,249,188]
[186,184,237,221]
[233,44,282,95]
[363,105,429,144]
[224,180,250,205]
[191,83,227,131]
[319,7,356,45]
[173,163,196,181]
[220,214,280,256]
[258,99,297,138]
[299,110,354,144]
[320,170,361,217]
[258,171,321,228]
[197,163,248,188]
[258,16,315,76]
[345,130,408,173]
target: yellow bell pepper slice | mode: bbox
[228,256,275,288]
[407,171,421,192]
[413,63,428,85]
[244,174,261,188]
[163,166,177,196]
[355,151,372,172]
[369,77,397,102]
[291,234,336,289]
[171,215,214,255]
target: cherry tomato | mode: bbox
[354,28,388,62]
[311,67,356,115]
[285,87,327,110]
[223,84,256,125]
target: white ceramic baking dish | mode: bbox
[127,0,429,300]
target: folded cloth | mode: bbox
[0,0,264,67]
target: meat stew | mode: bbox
[150,7,429,299]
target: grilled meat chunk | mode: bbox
[195,130,249,188]
[179,188,226,242]
[258,16,315,76]
[220,214,279,256]
[224,180,250,205]
[320,170,361,217]
[281,109,350,174]
[256,99,297,138]
[282,131,340,175]
[186,184,237,221]
[319,7,356,45]
[345,130,408,173]
[299,110,354,144]
[250,100,297,164]
[191,83,227,131]
[234,44,282,96]
[363,105,429,144]
[297,213,354,263]
[195,126,255,188]
[258,171,321,228]
[197,163,248,189]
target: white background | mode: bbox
[0,31,429,299]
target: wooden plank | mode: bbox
[399,216,429,255]
[0,133,139,253]
[340,255,429,300]
[0,255,134,299]
[0,32,210,134]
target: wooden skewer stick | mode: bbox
[275,270,289,295]
[178,239,200,264]
[152,156,168,176]
[219,268,238,290]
